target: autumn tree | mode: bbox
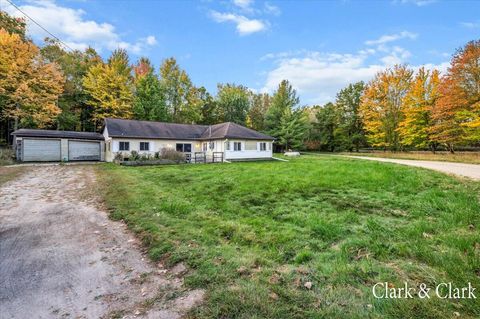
[159,57,193,123]
[83,49,134,128]
[41,39,102,131]
[0,10,26,39]
[360,65,413,151]
[216,83,250,125]
[196,87,218,125]
[0,29,64,133]
[431,40,480,151]
[132,58,168,121]
[398,67,440,152]
[247,93,270,131]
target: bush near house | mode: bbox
[97,156,480,318]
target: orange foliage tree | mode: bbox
[431,40,480,152]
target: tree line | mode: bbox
[1,11,478,152]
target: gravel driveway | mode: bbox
[346,156,480,180]
[0,165,203,319]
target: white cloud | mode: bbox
[261,44,448,105]
[393,0,436,6]
[2,0,157,53]
[233,0,253,10]
[365,31,418,45]
[210,11,267,35]
[264,2,281,15]
[461,21,480,29]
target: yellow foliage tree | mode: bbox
[359,65,413,151]
[0,29,64,128]
[398,67,440,151]
[83,49,133,128]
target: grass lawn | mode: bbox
[96,156,480,318]
[339,151,480,165]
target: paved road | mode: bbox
[0,166,203,319]
[346,156,480,180]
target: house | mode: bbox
[11,118,274,162]
[103,118,274,162]
[12,129,105,162]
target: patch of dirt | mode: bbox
[0,165,203,318]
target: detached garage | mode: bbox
[12,129,105,162]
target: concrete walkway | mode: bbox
[345,156,480,180]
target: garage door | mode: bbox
[68,140,100,161]
[23,139,61,162]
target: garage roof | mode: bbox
[104,118,274,140]
[12,129,104,141]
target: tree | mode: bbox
[132,58,168,121]
[159,57,193,123]
[314,102,339,152]
[83,49,134,128]
[196,87,218,125]
[0,29,64,132]
[360,65,413,151]
[41,38,102,131]
[399,67,440,152]
[431,40,480,151]
[247,93,270,131]
[335,82,366,151]
[0,10,26,39]
[265,80,299,132]
[216,83,250,125]
[276,108,309,151]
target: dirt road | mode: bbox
[0,165,203,319]
[346,156,480,180]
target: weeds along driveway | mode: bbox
[0,165,203,319]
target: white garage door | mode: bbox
[68,140,100,161]
[23,139,61,162]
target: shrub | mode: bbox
[140,153,151,161]
[0,147,14,165]
[130,150,140,161]
[154,151,160,159]
[160,148,185,163]
[113,152,124,163]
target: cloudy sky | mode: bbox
[1,0,479,105]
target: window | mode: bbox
[209,142,214,150]
[225,141,230,151]
[202,142,208,152]
[234,142,242,151]
[119,141,129,151]
[259,142,267,151]
[140,142,150,151]
[176,143,192,152]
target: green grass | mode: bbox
[96,155,480,318]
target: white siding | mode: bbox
[224,140,273,160]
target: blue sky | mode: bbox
[2,0,480,105]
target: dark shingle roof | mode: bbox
[12,129,104,140]
[104,118,273,140]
